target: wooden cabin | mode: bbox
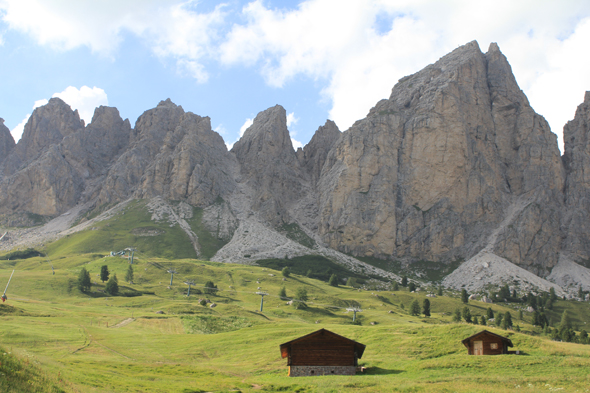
[462,330,513,355]
[279,328,366,377]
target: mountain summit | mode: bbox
[1,41,589,293]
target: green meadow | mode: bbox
[1,202,590,392]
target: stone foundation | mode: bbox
[289,365,356,377]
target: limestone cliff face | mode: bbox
[0,104,131,217]
[0,119,15,166]
[98,99,235,207]
[298,120,341,185]
[2,98,85,176]
[563,92,590,265]
[317,41,564,275]
[231,105,306,225]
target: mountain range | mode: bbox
[2,40,590,294]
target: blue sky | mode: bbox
[1,0,590,151]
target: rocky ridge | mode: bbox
[1,40,590,294]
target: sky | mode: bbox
[1,0,590,152]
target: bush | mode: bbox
[204,281,218,295]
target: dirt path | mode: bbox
[110,318,135,328]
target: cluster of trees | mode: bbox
[277,286,309,309]
[77,265,122,296]
[543,310,590,344]
[409,298,430,317]
[453,306,515,330]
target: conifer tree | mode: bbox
[282,267,290,278]
[105,274,119,295]
[452,308,461,322]
[401,276,408,287]
[279,286,287,300]
[329,274,338,287]
[125,265,134,284]
[486,307,494,320]
[77,267,91,293]
[437,286,443,296]
[392,281,399,291]
[461,289,469,304]
[100,265,109,283]
[422,298,430,317]
[462,306,472,323]
[410,299,421,316]
[408,282,416,292]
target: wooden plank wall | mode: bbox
[290,336,356,366]
[466,332,507,355]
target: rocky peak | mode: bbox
[2,97,84,175]
[231,105,305,225]
[132,98,185,145]
[299,120,341,185]
[0,118,15,166]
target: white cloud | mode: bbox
[53,86,108,125]
[239,117,254,137]
[10,87,107,142]
[220,0,590,146]
[0,0,224,82]
[286,112,299,128]
[214,124,226,135]
[291,138,303,149]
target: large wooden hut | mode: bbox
[279,328,366,377]
[462,330,513,355]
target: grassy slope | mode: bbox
[1,201,590,392]
[1,250,590,393]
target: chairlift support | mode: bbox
[167,269,178,286]
[346,307,363,322]
[256,291,268,312]
[184,280,196,296]
[2,270,15,302]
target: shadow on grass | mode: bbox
[361,366,404,375]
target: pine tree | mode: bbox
[348,277,358,288]
[410,299,421,316]
[105,274,119,295]
[559,310,572,331]
[392,281,399,291]
[462,307,472,323]
[77,267,91,293]
[401,276,408,287]
[461,289,469,304]
[100,265,109,283]
[518,309,523,320]
[408,282,416,292]
[125,265,134,284]
[294,287,308,309]
[480,315,487,326]
[452,308,461,322]
[328,274,338,287]
[579,286,584,300]
[495,313,503,327]
[503,311,512,329]
[486,307,494,320]
[279,286,287,300]
[549,287,557,301]
[437,286,443,296]
[422,298,431,317]
[282,267,290,278]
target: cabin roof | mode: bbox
[461,330,513,348]
[279,328,366,359]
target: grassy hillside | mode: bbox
[1,245,590,392]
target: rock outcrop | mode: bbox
[317,41,564,276]
[0,118,15,166]
[231,105,307,225]
[563,91,590,266]
[298,120,341,185]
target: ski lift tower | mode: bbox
[346,307,363,322]
[256,291,268,312]
[184,280,196,296]
[167,269,178,286]
[125,248,137,264]
[2,270,15,302]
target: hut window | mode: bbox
[490,343,498,349]
[331,370,335,374]
[310,370,315,375]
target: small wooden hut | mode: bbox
[462,330,513,355]
[279,328,366,377]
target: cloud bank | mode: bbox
[2,0,590,149]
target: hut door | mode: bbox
[474,341,483,355]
